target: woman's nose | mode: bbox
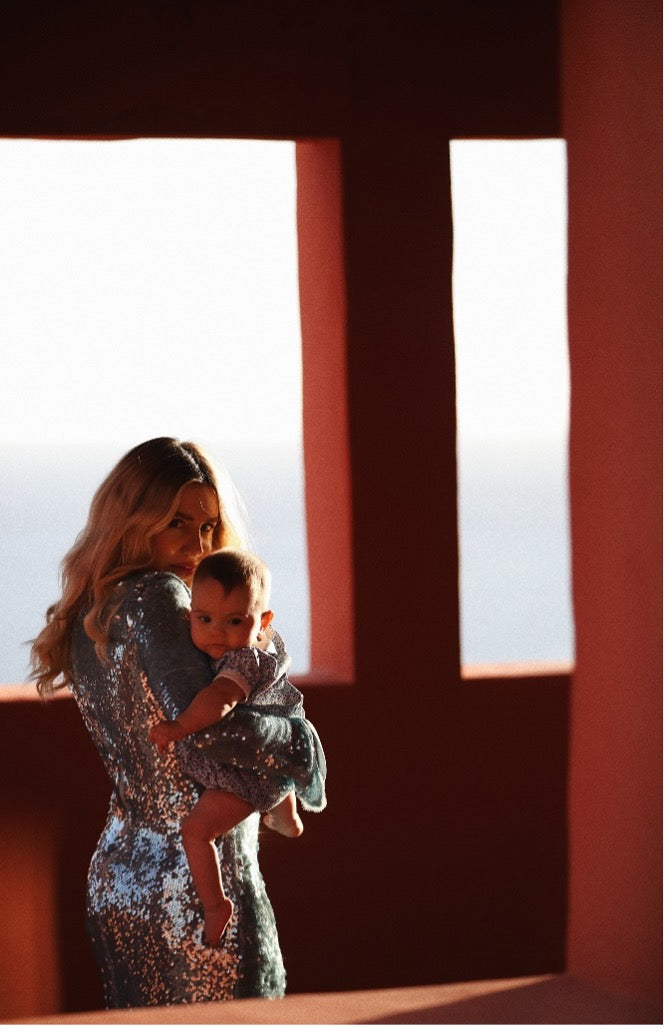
[183,529,205,555]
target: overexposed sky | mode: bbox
[451,138,569,445]
[0,139,302,453]
[0,137,569,450]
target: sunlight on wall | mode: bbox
[451,139,574,667]
[0,139,309,681]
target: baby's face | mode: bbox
[190,577,266,660]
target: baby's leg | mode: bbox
[262,790,304,838]
[182,789,254,946]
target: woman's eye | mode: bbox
[201,522,216,535]
[168,518,184,529]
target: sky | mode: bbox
[0,137,568,455]
[450,138,569,447]
[0,138,303,457]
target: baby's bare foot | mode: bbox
[262,810,304,838]
[203,897,233,947]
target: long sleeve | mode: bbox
[132,572,326,810]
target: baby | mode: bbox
[150,548,304,946]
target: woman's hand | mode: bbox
[150,718,186,752]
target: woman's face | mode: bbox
[150,482,220,587]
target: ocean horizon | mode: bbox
[0,441,573,684]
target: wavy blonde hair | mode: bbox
[31,438,247,696]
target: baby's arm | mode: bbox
[150,675,245,752]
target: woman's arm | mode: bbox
[150,675,245,750]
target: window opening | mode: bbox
[0,138,309,682]
[450,139,574,671]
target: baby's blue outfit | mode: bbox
[183,630,325,814]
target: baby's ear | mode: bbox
[260,609,275,630]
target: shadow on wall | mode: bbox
[0,674,571,1018]
[260,677,570,994]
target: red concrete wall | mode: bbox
[0,676,569,1017]
[0,691,107,1017]
[562,0,662,1005]
[296,140,354,683]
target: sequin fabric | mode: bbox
[69,571,325,1008]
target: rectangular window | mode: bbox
[0,139,310,681]
[450,139,574,672]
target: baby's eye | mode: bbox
[229,617,244,626]
[197,615,212,624]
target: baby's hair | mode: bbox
[194,549,272,611]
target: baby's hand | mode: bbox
[150,719,183,752]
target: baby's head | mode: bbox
[190,548,274,660]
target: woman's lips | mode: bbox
[171,564,195,579]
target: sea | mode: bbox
[0,441,574,684]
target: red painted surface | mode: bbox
[296,140,354,682]
[563,0,662,1003]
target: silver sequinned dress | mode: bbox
[69,571,326,1008]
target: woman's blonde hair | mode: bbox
[31,437,247,696]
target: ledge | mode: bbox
[0,683,58,702]
[10,975,661,1025]
[462,661,574,681]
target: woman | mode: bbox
[31,438,323,1008]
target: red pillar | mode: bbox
[563,0,662,1004]
[296,140,354,682]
